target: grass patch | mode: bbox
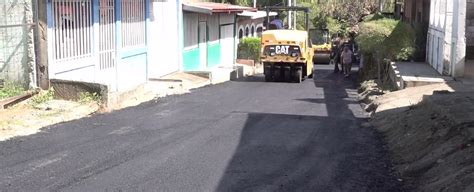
[0,82,25,100]
[29,87,55,106]
[78,92,102,104]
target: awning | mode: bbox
[183,2,256,15]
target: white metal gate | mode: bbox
[51,0,92,62]
[98,0,117,90]
[50,0,94,81]
[49,0,149,92]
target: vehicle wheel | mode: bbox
[265,74,272,82]
[284,68,291,82]
[294,68,302,83]
[274,68,281,82]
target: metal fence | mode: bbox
[121,0,145,48]
[50,0,92,62]
[0,0,37,88]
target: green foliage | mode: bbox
[0,82,25,99]
[362,13,386,22]
[78,92,102,104]
[326,17,349,36]
[238,37,261,62]
[356,18,415,61]
[295,2,318,30]
[30,87,55,106]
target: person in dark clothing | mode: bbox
[332,37,342,73]
[269,15,283,29]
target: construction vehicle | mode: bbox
[310,29,332,64]
[261,6,314,83]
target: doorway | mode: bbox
[199,22,207,69]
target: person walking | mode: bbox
[332,37,342,73]
[341,46,353,77]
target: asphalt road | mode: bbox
[0,65,404,191]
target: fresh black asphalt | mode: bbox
[0,65,404,191]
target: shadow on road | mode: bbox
[216,66,403,191]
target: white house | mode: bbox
[236,10,277,40]
[181,1,255,71]
[47,0,151,92]
[426,0,474,78]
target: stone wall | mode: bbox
[0,0,36,88]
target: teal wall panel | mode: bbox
[207,43,221,68]
[183,48,200,71]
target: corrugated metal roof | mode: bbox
[183,2,256,14]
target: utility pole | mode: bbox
[293,0,296,29]
[379,0,384,12]
[288,0,292,29]
[35,0,49,89]
[253,0,256,8]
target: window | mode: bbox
[245,26,249,37]
[51,0,93,60]
[239,28,243,39]
[184,13,198,48]
[121,0,146,48]
[251,25,255,37]
[256,26,263,37]
[208,16,219,43]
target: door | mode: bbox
[220,25,234,67]
[149,0,180,78]
[199,22,207,69]
[98,0,117,90]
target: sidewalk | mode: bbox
[390,62,454,89]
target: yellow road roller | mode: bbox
[261,6,314,83]
[310,29,332,64]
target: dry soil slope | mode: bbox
[371,85,474,192]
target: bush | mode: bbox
[362,13,386,22]
[237,37,261,62]
[356,18,416,85]
[357,18,416,61]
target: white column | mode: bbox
[288,0,292,29]
[443,0,453,75]
[452,0,466,77]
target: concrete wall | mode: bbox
[0,1,36,88]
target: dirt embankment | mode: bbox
[360,82,474,191]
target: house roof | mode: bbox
[238,11,278,19]
[183,2,256,14]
